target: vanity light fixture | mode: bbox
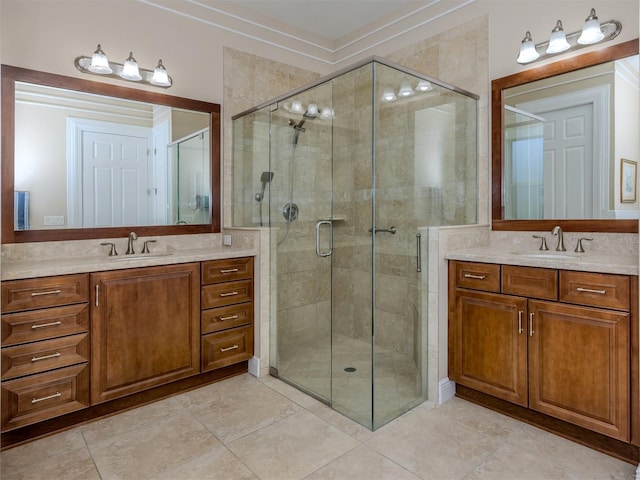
[398,81,414,97]
[75,44,173,88]
[516,9,621,65]
[381,87,397,102]
[120,52,142,81]
[380,77,435,102]
[282,100,335,119]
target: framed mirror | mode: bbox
[491,39,639,232]
[1,65,221,243]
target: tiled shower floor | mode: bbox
[278,334,422,427]
[1,373,635,479]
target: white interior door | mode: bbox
[542,103,594,218]
[518,85,609,219]
[81,130,150,227]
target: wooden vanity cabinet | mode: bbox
[90,263,200,404]
[1,274,90,431]
[1,257,256,447]
[449,261,634,443]
[201,257,254,372]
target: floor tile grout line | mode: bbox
[80,428,105,480]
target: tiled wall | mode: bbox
[224,16,489,400]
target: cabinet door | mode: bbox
[91,263,200,404]
[528,300,630,441]
[453,289,528,406]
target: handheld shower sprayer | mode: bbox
[255,171,274,202]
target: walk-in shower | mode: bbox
[232,57,478,429]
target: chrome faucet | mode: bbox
[551,226,565,252]
[126,232,138,254]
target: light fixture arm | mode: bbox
[517,18,622,65]
[74,54,173,88]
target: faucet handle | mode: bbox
[532,235,549,251]
[100,242,118,256]
[574,237,593,253]
[142,239,157,254]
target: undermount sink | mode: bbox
[510,252,579,260]
[111,253,173,261]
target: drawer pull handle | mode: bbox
[518,311,523,334]
[32,392,61,404]
[31,352,61,362]
[529,313,534,337]
[576,287,606,295]
[464,273,485,280]
[219,291,239,297]
[220,344,239,352]
[31,289,62,297]
[220,315,240,321]
[220,268,239,274]
[31,321,62,330]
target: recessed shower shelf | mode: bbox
[327,215,347,222]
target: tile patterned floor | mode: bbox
[1,373,636,480]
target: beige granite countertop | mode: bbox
[445,247,639,276]
[1,246,257,281]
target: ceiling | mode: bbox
[220,0,420,42]
[143,0,475,65]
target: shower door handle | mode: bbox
[315,220,333,257]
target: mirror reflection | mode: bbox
[503,54,639,220]
[14,82,211,230]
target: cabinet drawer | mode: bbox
[202,303,253,334]
[453,261,500,292]
[2,333,90,380]
[202,279,253,309]
[1,363,90,431]
[560,271,629,311]
[502,265,557,301]
[201,325,253,371]
[2,304,89,346]
[2,274,89,313]
[202,257,253,284]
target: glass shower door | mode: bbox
[270,83,335,403]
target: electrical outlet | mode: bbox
[223,234,232,246]
[43,215,65,226]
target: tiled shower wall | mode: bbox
[224,15,489,398]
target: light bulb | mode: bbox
[291,99,304,113]
[120,52,142,81]
[516,31,540,64]
[150,59,171,86]
[578,8,605,44]
[381,88,396,102]
[398,81,414,97]
[88,44,112,74]
[306,103,319,118]
[546,20,570,54]
[416,79,433,91]
[320,107,333,119]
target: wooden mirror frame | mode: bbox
[491,39,639,233]
[1,65,221,243]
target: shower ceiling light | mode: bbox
[75,44,173,88]
[516,9,621,65]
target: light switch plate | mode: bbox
[223,234,232,246]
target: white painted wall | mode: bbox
[1,1,637,105]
